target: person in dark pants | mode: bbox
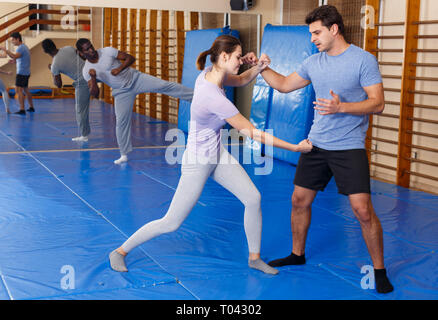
[0,32,34,115]
[255,5,393,293]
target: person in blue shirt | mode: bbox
[254,5,393,293]
[0,32,34,115]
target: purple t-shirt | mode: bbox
[186,66,239,159]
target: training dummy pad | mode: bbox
[249,24,317,165]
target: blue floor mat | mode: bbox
[0,98,437,300]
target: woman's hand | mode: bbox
[294,139,313,153]
[241,52,258,66]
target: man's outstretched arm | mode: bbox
[260,68,311,93]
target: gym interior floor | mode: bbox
[0,98,436,300]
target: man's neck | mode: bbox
[326,37,350,56]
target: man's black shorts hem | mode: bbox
[293,146,371,196]
[15,74,30,88]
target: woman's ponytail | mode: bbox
[196,49,210,70]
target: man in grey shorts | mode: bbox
[76,38,194,164]
[42,39,90,142]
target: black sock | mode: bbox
[374,268,394,293]
[268,252,306,267]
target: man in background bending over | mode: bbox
[42,38,90,142]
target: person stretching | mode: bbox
[42,39,91,142]
[76,38,194,164]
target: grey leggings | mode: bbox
[121,147,263,254]
[112,72,193,156]
[74,83,91,137]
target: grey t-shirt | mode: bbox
[82,47,136,89]
[51,46,86,84]
[296,44,382,150]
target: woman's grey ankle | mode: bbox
[109,250,128,272]
[249,258,279,275]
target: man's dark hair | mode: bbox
[10,32,22,42]
[42,38,57,54]
[305,5,345,36]
[75,38,90,51]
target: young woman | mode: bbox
[109,35,313,275]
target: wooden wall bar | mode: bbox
[363,0,438,193]
[397,0,420,188]
[138,9,147,115]
[103,8,113,104]
[176,11,185,83]
[161,10,170,122]
[149,10,158,120]
[129,9,138,68]
[120,8,127,53]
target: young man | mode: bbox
[76,38,194,164]
[42,39,90,142]
[259,5,393,293]
[0,32,34,115]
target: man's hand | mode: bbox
[89,69,97,77]
[295,139,313,153]
[48,63,52,70]
[313,90,341,115]
[257,53,270,72]
[111,68,122,76]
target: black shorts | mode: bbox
[15,74,30,88]
[293,146,371,195]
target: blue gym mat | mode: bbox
[0,98,437,300]
[249,24,318,165]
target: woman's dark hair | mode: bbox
[75,38,91,52]
[10,32,22,42]
[305,5,345,36]
[196,35,242,70]
[42,39,57,54]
